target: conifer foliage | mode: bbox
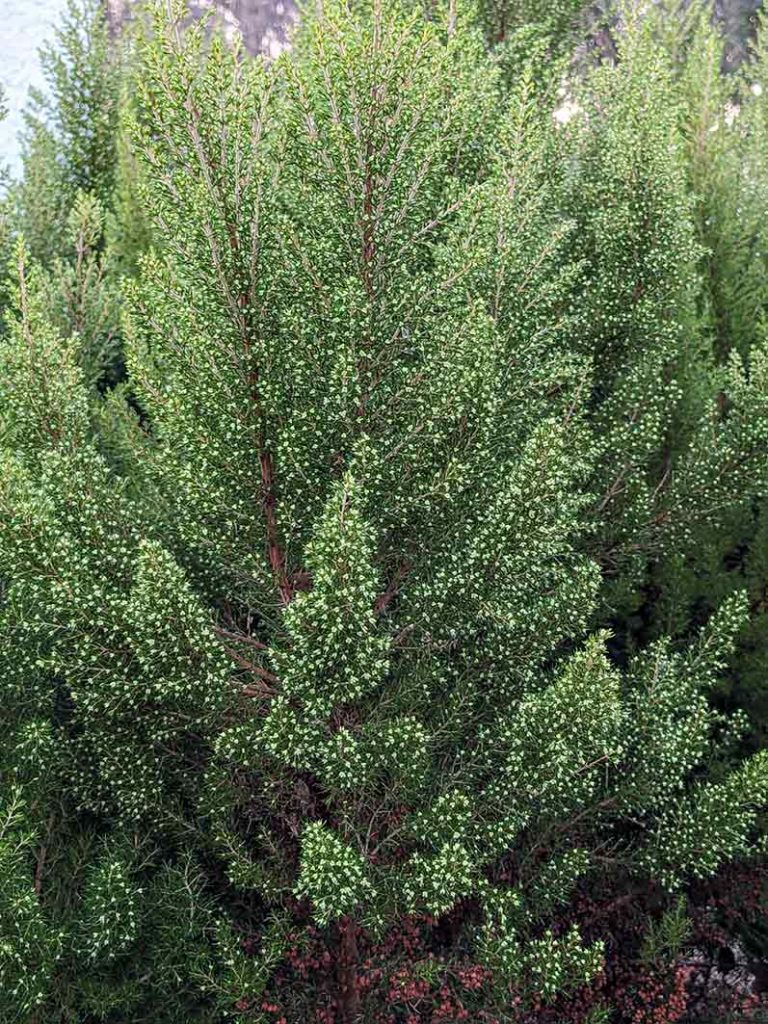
[16,0,121,266]
[1,1,768,1022]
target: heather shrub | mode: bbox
[1,2,768,1022]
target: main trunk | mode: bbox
[336,915,361,1023]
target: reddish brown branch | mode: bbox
[241,681,275,699]
[362,153,376,300]
[213,625,268,651]
[336,915,361,1023]
[374,561,410,616]
[34,843,47,897]
[221,644,279,689]
[34,814,55,897]
[260,450,294,606]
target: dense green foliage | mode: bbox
[16,0,120,265]
[2,1,768,1021]
[10,0,147,387]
